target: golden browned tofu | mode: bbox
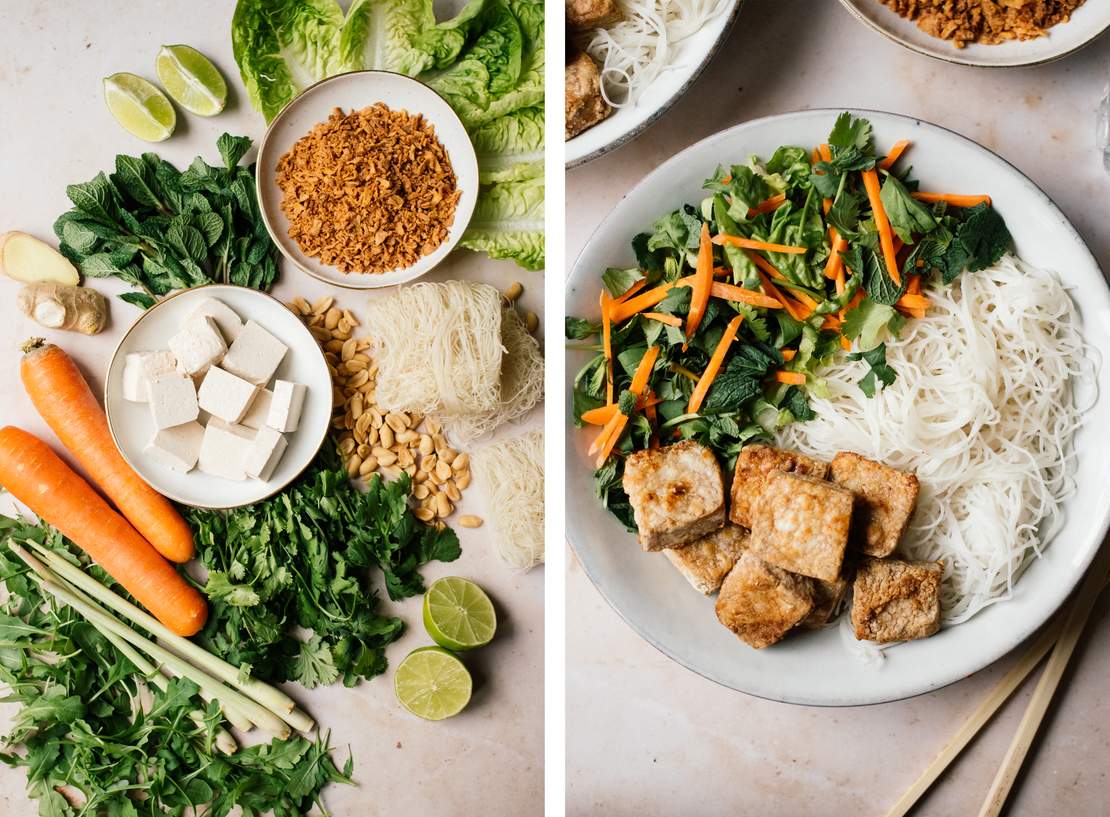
[566,0,622,30]
[851,558,942,643]
[623,440,725,551]
[830,452,920,557]
[715,552,815,649]
[748,470,852,582]
[565,52,611,140]
[729,444,829,528]
[663,524,749,595]
[801,574,850,629]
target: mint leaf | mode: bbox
[849,343,897,397]
[704,343,779,412]
[956,203,1011,272]
[857,244,906,305]
[782,386,817,421]
[217,133,252,168]
[828,112,873,152]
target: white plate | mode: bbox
[838,0,1110,67]
[565,108,1110,706]
[105,285,332,509]
[565,0,744,168]
[256,70,479,290]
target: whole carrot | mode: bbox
[0,426,207,636]
[20,340,194,563]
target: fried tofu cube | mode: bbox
[851,558,943,642]
[623,440,725,551]
[830,452,920,557]
[715,552,815,649]
[748,470,853,582]
[566,0,623,30]
[662,524,749,595]
[729,444,829,528]
[801,574,850,630]
[565,52,611,140]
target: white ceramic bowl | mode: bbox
[565,108,1110,705]
[838,0,1110,67]
[566,0,744,168]
[105,285,332,509]
[256,70,479,289]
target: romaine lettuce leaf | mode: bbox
[460,160,544,270]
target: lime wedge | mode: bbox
[155,44,227,117]
[422,577,497,652]
[394,647,472,721]
[103,73,176,142]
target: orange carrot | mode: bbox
[613,278,648,304]
[581,396,664,426]
[0,426,207,636]
[609,282,676,324]
[907,276,922,295]
[773,371,807,385]
[757,272,805,322]
[595,346,661,466]
[788,287,819,312]
[824,233,848,280]
[686,223,713,342]
[911,192,992,207]
[712,235,808,255]
[840,335,852,351]
[588,410,623,457]
[642,311,682,327]
[748,193,786,218]
[817,144,833,213]
[601,291,614,404]
[709,281,784,310]
[834,264,846,296]
[630,345,661,395]
[897,293,931,310]
[781,349,797,361]
[745,249,788,282]
[688,315,744,414]
[20,342,194,564]
[879,140,911,170]
[861,168,902,286]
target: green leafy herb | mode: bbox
[849,342,897,397]
[703,343,779,412]
[602,266,645,298]
[879,173,936,243]
[956,202,1012,272]
[782,385,817,421]
[565,316,600,340]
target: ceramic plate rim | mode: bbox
[565,107,1110,706]
[255,69,479,290]
[104,284,330,510]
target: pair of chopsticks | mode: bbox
[884,546,1110,817]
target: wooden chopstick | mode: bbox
[975,553,1110,817]
[883,552,1110,817]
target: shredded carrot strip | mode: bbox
[588,410,623,456]
[781,349,797,361]
[745,249,787,282]
[594,346,661,465]
[581,396,664,426]
[712,235,808,255]
[748,193,786,218]
[897,305,927,320]
[897,292,931,310]
[600,290,613,404]
[709,281,784,310]
[879,140,911,170]
[834,263,846,296]
[642,311,682,327]
[821,314,842,331]
[613,278,648,304]
[609,282,676,323]
[757,272,804,322]
[773,371,807,385]
[713,266,731,277]
[789,288,819,312]
[861,168,902,286]
[840,335,852,351]
[687,315,744,414]
[811,147,821,165]
[818,144,833,214]
[629,345,660,397]
[686,223,713,342]
[825,234,847,280]
[911,192,991,207]
[907,276,922,295]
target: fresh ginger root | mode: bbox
[17,283,108,334]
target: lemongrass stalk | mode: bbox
[11,545,292,740]
[97,625,240,754]
[28,542,299,717]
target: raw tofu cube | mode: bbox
[168,315,227,376]
[729,444,829,528]
[197,421,255,481]
[240,388,272,430]
[221,320,288,385]
[122,350,176,402]
[267,380,306,432]
[144,421,204,472]
[851,558,942,642]
[147,372,199,430]
[662,524,749,595]
[748,470,853,582]
[622,440,725,551]
[830,452,920,557]
[801,574,851,630]
[715,552,815,649]
[185,297,243,343]
[197,366,259,424]
[243,426,288,481]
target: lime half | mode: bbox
[395,647,472,721]
[103,73,176,142]
[156,44,227,116]
[422,577,497,652]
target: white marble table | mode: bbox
[0,4,543,816]
[567,1,1110,814]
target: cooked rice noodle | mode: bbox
[581,0,731,108]
[781,255,1091,630]
[472,430,545,570]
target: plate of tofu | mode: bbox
[104,285,331,509]
[566,108,1110,705]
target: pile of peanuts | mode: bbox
[285,294,482,529]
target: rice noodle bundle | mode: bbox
[472,429,544,570]
[781,255,1090,626]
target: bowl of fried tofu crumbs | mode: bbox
[838,0,1110,66]
[257,71,478,289]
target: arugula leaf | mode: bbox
[602,266,644,298]
[879,173,936,242]
[565,316,600,340]
[849,342,897,397]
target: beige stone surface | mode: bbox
[567,1,1110,815]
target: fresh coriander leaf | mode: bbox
[879,173,936,242]
[288,636,340,689]
[602,267,644,298]
[849,342,897,397]
[565,316,600,340]
[828,111,873,153]
[828,187,865,237]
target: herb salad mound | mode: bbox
[569,113,1013,530]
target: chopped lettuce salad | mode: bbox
[569,113,1012,529]
[232,0,544,270]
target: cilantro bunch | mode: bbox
[187,444,461,689]
[53,133,278,308]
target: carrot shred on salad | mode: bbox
[581,396,663,426]
[911,192,992,207]
[642,311,683,326]
[688,315,744,414]
[593,345,661,465]
[709,281,784,310]
[609,281,675,323]
[712,235,809,255]
[600,290,614,404]
[756,271,804,322]
[685,223,714,343]
[613,278,648,303]
[748,193,787,217]
[861,168,902,286]
[773,371,807,386]
[781,349,797,361]
[879,140,911,170]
